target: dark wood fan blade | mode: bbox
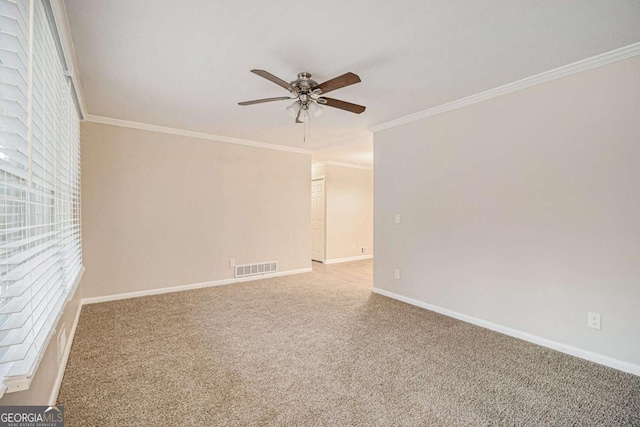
[315,72,361,94]
[322,97,366,114]
[250,69,294,91]
[238,96,292,106]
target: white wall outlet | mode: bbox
[229,258,235,268]
[394,213,401,224]
[587,312,601,330]
[360,246,369,254]
[394,269,400,280]
[57,325,67,363]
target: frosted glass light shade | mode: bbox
[308,101,323,117]
[286,101,301,118]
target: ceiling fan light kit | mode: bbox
[286,100,324,121]
[238,70,366,125]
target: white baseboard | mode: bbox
[323,255,373,264]
[49,301,83,405]
[372,287,640,377]
[82,268,312,305]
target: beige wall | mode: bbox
[81,122,311,299]
[312,163,374,261]
[374,56,640,366]
[0,287,83,405]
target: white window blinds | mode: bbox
[0,0,81,395]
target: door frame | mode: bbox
[311,177,326,262]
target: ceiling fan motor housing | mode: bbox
[291,72,318,93]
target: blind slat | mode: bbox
[0,239,58,265]
[0,310,30,331]
[0,257,61,300]
[0,230,59,249]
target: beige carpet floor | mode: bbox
[58,261,640,426]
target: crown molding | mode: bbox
[85,115,313,155]
[370,42,640,133]
[313,161,373,171]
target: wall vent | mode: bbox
[235,261,278,278]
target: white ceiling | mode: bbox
[64,0,640,164]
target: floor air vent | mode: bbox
[235,261,278,278]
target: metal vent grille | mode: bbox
[235,261,278,278]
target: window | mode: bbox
[0,0,82,395]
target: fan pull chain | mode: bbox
[306,118,309,142]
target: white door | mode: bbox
[311,178,326,261]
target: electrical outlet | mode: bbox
[57,325,67,363]
[360,246,369,254]
[229,259,235,268]
[587,312,601,330]
[394,213,401,224]
[394,269,400,280]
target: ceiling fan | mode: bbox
[238,69,366,123]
